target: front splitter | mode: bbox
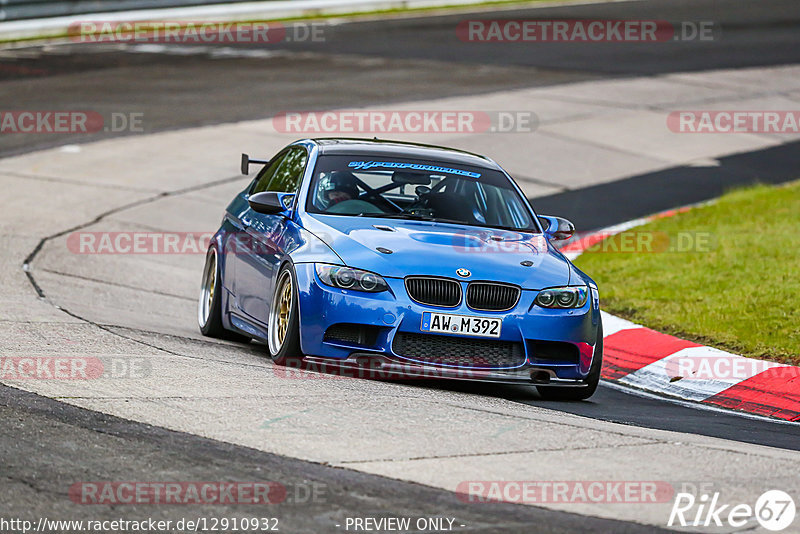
[296,354,589,387]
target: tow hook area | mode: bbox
[530,369,555,384]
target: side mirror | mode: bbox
[539,215,575,241]
[248,192,294,215]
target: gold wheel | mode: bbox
[198,248,217,328]
[276,276,292,345]
[269,269,294,355]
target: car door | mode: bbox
[233,147,308,326]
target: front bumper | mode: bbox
[293,263,601,384]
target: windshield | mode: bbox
[306,155,540,232]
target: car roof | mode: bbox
[309,138,501,170]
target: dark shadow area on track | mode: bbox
[530,141,800,231]
[264,0,800,75]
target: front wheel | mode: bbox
[536,320,603,401]
[268,264,303,366]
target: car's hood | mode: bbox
[301,214,572,289]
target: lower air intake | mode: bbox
[392,332,525,368]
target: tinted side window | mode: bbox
[266,147,308,193]
[251,151,289,194]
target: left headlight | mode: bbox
[535,286,588,309]
[315,264,389,293]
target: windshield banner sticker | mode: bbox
[348,161,482,179]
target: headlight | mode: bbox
[535,286,588,309]
[315,264,388,293]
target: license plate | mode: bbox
[420,312,502,338]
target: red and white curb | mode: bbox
[560,207,800,422]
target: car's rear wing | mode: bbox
[241,153,270,175]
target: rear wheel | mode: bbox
[198,247,249,342]
[536,320,603,401]
[268,264,303,366]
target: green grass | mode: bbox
[574,181,800,365]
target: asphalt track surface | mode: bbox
[2,0,800,531]
[1,385,672,534]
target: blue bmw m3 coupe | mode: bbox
[199,138,602,400]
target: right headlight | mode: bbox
[535,286,588,309]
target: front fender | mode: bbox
[289,227,343,265]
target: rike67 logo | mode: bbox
[669,489,796,531]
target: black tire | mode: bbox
[536,319,603,401]
[267,264,304,366]
[198,247,250,342]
